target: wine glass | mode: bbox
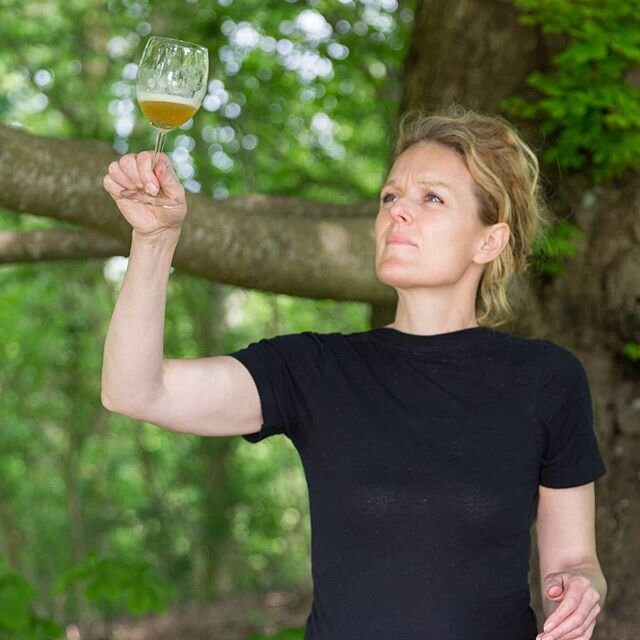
[119,36,209,208]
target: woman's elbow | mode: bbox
[100,387,140,418]
[101,387,117,412]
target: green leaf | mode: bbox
[623,342,640,361]
[0,574,37,631]
[126,589,153,616]
[510,0,640,179]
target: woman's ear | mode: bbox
[475,223,510,265]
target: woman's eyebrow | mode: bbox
[418,179,453,194]
[383,178,453,195]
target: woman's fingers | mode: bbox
[539,589,600,640]
[106,153,158,194]
[584,619,596,638]
[104,152,185,207]
[118,154,145,190]
[556,619,597,640]
[103,173,125,198]
[107,158,139,191]
[550,604,600,640]
[152,153,184,199]
[540,575,596,638]
[135,150,160,195]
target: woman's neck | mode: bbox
[389,286,480,336]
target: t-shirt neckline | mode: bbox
[367,325,498,353]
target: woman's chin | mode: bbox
[376,263,423,289]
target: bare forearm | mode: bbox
[101,228,181,413]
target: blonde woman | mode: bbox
[102,107,607,640]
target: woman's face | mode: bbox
[375,140,488,290]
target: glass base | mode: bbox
[118,188,180,208]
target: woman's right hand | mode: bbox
[103,151,187,238]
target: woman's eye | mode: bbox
[381,192,396,203]
[425,192,443,204]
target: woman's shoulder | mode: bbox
[233,330,358,361]
[490,330,590,389]
[248,328,586,371]
[504,331,585,364]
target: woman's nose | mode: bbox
[389,197,413,223]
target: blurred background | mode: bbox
[1,0,639,639]
[0,0,410,637]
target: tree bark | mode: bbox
[400,0,546,116]
[0,230,126,264]
[400,1,640,638]
[0,123,391,304]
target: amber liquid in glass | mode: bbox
[138,93,200,130]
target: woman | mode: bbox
[102,107,607,640]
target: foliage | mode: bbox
[249,627,305,640]
[0,219,370,623]
[623,342,640,361]
[1,0,398,625]
[0,0,413,200]
[505,0,640,180]
[0,560,61,640]
[529,220,585,276]
[56,554,174,617]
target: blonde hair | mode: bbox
[392,106,552,328]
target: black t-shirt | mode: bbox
[228,326,607,640]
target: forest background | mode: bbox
[0,0,638,639]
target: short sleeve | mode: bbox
[227,332,321,445]
[537,347,607,488]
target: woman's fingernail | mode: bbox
[544,622,555,632]
[145,183,159,195]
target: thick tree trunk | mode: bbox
[402,2,640,638]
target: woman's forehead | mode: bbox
[386,141,474,191]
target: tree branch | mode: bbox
[0,123,393,303]
[0,229,127,264]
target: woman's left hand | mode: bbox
[536,572,601,640]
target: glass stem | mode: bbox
[152,129,168,171]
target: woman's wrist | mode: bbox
[131,225,182,246]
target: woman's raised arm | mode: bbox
[101,152,263,437]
